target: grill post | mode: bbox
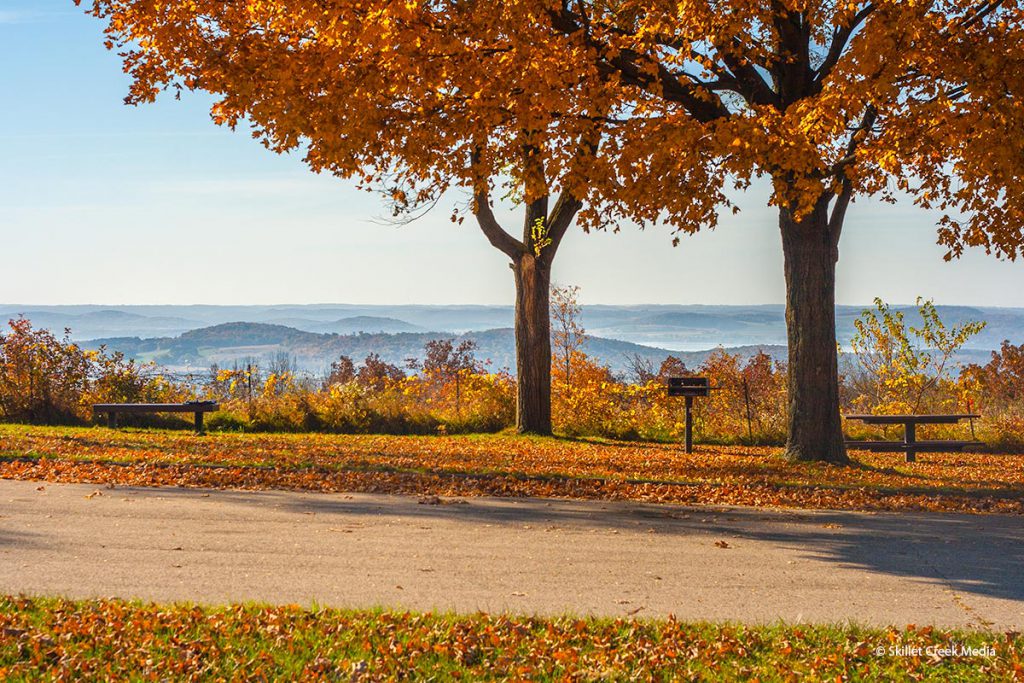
[684,396,694,454]
[667,377,713,454]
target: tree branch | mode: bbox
[813,4,876,88]
[520,142,549,247]
[473,186,524,260]
[828,104,878,258]
[542,190,583,264]
[470,149,524,260]
[547,6,730,122]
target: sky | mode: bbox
[1,2,1022,308]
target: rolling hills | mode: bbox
[84,322,784,376]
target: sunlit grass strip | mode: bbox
[0,597,1020,681]
[2,424,1024,514]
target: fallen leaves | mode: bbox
[1,425,1023,515]
[0,596,1019,681]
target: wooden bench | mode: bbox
[844,414,983,462]
[93,401,219,433]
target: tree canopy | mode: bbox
[83,0,1024,258]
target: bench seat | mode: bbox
[845,439,984,453]
[93,402,219,432]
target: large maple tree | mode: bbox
[80,0,1024,458]
[77,0,629,434]
[536,0,1024,461]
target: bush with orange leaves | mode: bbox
[961,341,1024,451]
[0,318,185,425]
[551,348,787,444]
[207,349,515,435]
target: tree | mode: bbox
[550,285,586,390]
[0,318,91,424]
[356,354,405,391]
[81,1,1024,456]
[657,357,690,381]
[325,355,357,388]
[962,340,1024,411]
[537,1,1024,461]
[78,0,612,435]
[417,338,482,416]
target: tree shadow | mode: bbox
[138,486,1024,604]
[0,526,45,551]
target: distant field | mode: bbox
[1,597,1020,681]
[1,425,1022,514]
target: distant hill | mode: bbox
[0,309,198,338]
[7,301,1024,376]
[8,303,1021,352]
[316,316,424,334]
[85,322,786,376]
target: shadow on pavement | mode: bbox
[122,486,1024,604]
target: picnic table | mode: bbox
[93,401,219,434]
[844,414,983,462]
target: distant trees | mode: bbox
[550,286,586,391]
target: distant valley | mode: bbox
[2,303,1020,377]
[80,323,771,377]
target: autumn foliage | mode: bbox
[3,597,1019,681]
[4,302,1023,450]
[0,319,185,425]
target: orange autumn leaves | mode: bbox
[2,425,1024,515]
[77,0,1024,254]
[3,597,1020,681]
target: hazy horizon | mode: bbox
[4,301,1024,310]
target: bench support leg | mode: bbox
[107,412,117,429]
[194,411,204,434]
[905,422,916,463]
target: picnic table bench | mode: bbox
[93,401,219,433]
[844,414,983,462]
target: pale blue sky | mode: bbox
[1,1,1022,307]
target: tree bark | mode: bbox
[512,252,553,435]
[780,201,849,463]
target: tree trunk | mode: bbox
[512,253,552,435]
[780,202,849,463]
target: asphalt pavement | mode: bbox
[1,479,1021,628]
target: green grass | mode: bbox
[0,597,1020,681]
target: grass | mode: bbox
[0,596,1020,681]
[1,424,1023,514]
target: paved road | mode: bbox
[1,479,1021,628]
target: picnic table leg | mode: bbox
[905,421,916,463]
[194,411,204,434]
[684,396,694,454]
